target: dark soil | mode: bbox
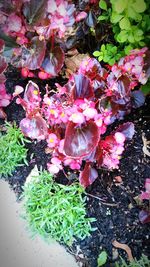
[1,69,150,267]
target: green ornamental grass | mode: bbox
[22,171,96,245]
[115,254,150,267]
[0,122,28,178]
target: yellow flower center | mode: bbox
[33,90,38,95]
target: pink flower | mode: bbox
[47,163,60,174]
[58,139,65,154]
[76,11,87,22]
[64,158,81,170]
[13,85,24,97]
[0,84,11,107]
[47,133,58,148]
[51,157,62,165]
[140,178,150,200]
[114,132,125,144]
[83,107,97,119]
[5,14,22,34]
[69,112,85,124]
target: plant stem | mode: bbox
[85,192,118,207]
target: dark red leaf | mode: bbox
[0,39,5,53]
[0,108,7,119]
[42,46,65,77]
[64,121,100,158]
[79,163,98,187]
[73,74,94,100]
[23,0,47,26]
[139,210,150,224]
[85,11,96,27]
[111,75,130,105]
[0,73,6,84]
[22,37,46,70]
[0,56,7,74]
[115,122,134,140]
[20,115,47,140]
[131,90,145,108]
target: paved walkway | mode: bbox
[0,180,78,267]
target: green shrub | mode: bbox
[0,122,28,177]
[96,0,150,64]
[93,44,123,65]
[22,171,96,245]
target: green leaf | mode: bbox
[127,6,137,19]
[119,17,131,30]
[97,251,107,266]
[124,45,133,55]
[98,15,108,21]
[116,30,128,43]
[114,0,128,14]
[110,12,123,23]
[131,0,146,13]
[99,0,107,11]
[98,55,103,61]
[93,51,101,57]
[109,58,116,65]
[101,44,106,52]
[128,33,135,43]
[141,80,150,95]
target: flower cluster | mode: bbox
[0,41,11,118]
[111,47,149,86]
[140,178,150,200]
[46,0,76,38]
[98,132,125,169]
[0,84,11,118]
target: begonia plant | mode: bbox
[14,47,150,187]
[0,0,93,79]
[0,40,11,118]
[139,178,150,224]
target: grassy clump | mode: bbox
[0,122,28,178]
[22,171,96,245]
[115,254,150,267]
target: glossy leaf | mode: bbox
[85,11,96,27]
[97,251,107,266]
[0,108,7,119]
[115,122,134,140]
[111,75,130,105]
[22,37,46,70]
[132,0,146,13]
[131,90,145,108]
[79,163,98,188]
[20,115,47,140]
[99,0,107,11]
[139,210,150,224]
[0,32,18,49]
[64,121,100,158]
[42,46,65,77]
[72,74,94,100]
[0,56,7,74]
[23,0,47,26]
[0,39,5,53]
[24,80,41,104]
